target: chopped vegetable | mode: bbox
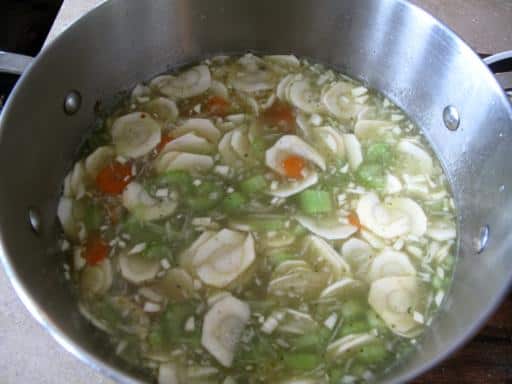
[347,212,361,229]
[283,352,321,370]
[205,95,230,116]
[282,155,306,179]
[240,175,268,194]
[156,133,174,153]
[96,161,133,195]
[263,101,296,132]
[297,189,332,215]
[222,192,247,212]
[84,234,109,265]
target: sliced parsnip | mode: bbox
[230,129,251,159]
[276,74,296,101]
[131,83,150,102]
[151,65,211,99]
[218,131,244,168]
[269,169,319,198]
[326,333,377,362]
[264,55,300,67]
[122,182,177,221]
[173,119,221,144]
[289,79,321,113]
[341,238,374,278]
[180,231,217,267]
[367,249,416,282]
[311,126,345,159]
[152,268,196,301]
[354,120,395,140]
[210,80,229,99]
[158,362,179,384]
[368,276,423,337]
[111,112,161,158]
[386,174,403,194]
[144,97,179,122]
[265,135,326,176]
[119,252,160,284]
[426,220,457,241]
[84,146,115,179]
[154,151,214,174]
[80,259,112,296]
[296,215,357,240]
[63,161,87,199]
[161,133,214,154]
[397,140,433,175]
[304,235,351,279]
[356,193,427,239]
[201,295,250,367]
[320,277,366,300]
[322,81,364,119]
[57,197,78,239]
[343,134,363,171]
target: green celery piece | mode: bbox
[120,216,168,243]
[329,368,344,384]
[186,181,224,211]
[291,327,331,350]
[83,203,104,231]
[341,300,367,320]
[240,175,268,195]
[248,216,286,231]
[367,310,387,331]
[339,320,371,337]
[222,192,247,212]
[297,189,333,215]
[283,352,321,371]
[251,137,267,158]
[144,244,172,261]
[269,251,295,266]
[357,342,389,364]
[355,163,386,189]
[237,334,276,364]
[154,170,193,193]
[366,142,393,166]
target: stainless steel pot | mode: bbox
[0,0,511,382]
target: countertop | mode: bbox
[1,1,511,383]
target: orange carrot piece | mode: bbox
[96,161,133,195]
[282,155,306,179]
[84,234,109,265]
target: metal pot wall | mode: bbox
[0,0,511,382]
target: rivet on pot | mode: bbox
[28,207,42,234]
[443,105,460,131]
[474,225,489,254]
[63,90,82,115]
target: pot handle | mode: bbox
[483,50,512,92]
[0,51,34,75]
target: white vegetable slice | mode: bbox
[311,126,345,159]
[269,169,319,198]
[158,363,179,384]
[296,215,357,240]
[111,112,161,158]
[144,97,179,122]
[119,252,160,284]
[326,333,377,362]
[173,119,221,144]
[80,259,112,296]
[426,220,457,241]
[161,133,213,154]
[343,134,363,171]
[218,131,244,168]
[63,162,87,199]
[277,309,318,335]
[289,79,321,113]
[386,174,403,194]
[341,238,374,277]
[154,151,214,174]
[230,70,274,93]
[230,129,251,159]
[131,83,150,102]
[201,295,250,367]
[322,81,364,119]
[276,74,296,101]
[57,197,77,238]
[367,249,416,282]
[210,80,229,99]
[304,235,351,279]
[152,268,196,301]
[368,276,423,337]
[122,182,177,221]
[397,140,433,175]
[194,230,256,288]
[354,120,395,140]
[84,146,115,179]
[264,55,300,67]
[152,65,211,99]
[265,135,326,176]
[180,231,216,266]
[320,277,366,300]
[356,193,427,239]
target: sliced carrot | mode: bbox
[348,212,362,229]
[84,234,109,265]
[205,96,230,117]
[263,101,296,132]
[282,155,306,179]
[156,133,174,153]
[96,161,133,195]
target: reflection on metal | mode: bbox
[28,207,41,235]
[63,91,82,115]
[475,225,490,254]
[443,105,460,131]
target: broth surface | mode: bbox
[57,54,457,383]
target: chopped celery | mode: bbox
[83,203,104,231]
[251,136,267,157]
[432,275,444,290]
[237,334,277,364]
[247,216,286,231]
[240,175,267,194]
[120,216,168,243]
[367,310,387,331]
[355,163,386,189]
[329,367,344,384]
[357,342,389,364]
[297,189,333,215]
[339,320,371,336]
[341,300,367,320]
[143,244,172,261]
[283,352,321,371]
[152,170,193,193]
[366,142,393,166]
[291,327,330,350]
[222,192,247,212]
[269,251,295,265]
[186,181,224,211]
